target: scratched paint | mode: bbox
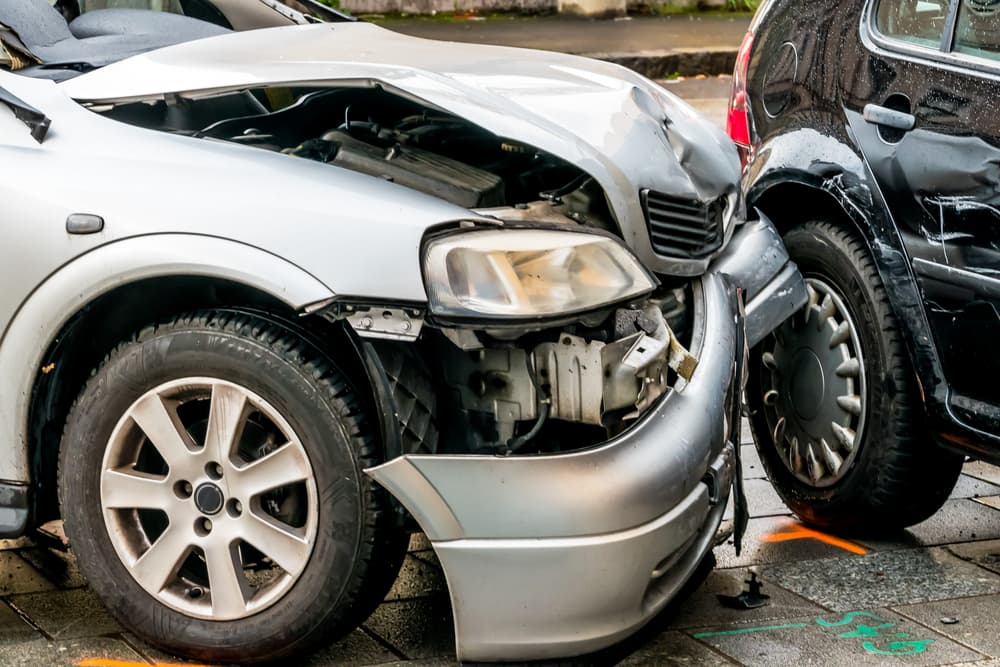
[694,610,934,657]
[760,522,868,555]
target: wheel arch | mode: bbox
[2,235,394,532]
[750,178,863,238]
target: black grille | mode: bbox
[641,190,726,259]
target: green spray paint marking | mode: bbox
[693,611,935,656]
[693,623,809,638]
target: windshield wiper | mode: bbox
[0,86,49,142]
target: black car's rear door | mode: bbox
[846,0,1000,427]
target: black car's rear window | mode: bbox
[876,0,951,47]
[955,0,1000,60]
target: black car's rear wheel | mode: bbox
[747,221,963,531]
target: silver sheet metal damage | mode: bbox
[366,212,805,662]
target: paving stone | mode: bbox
[741,444,767,480]
[120,632,198,665]
[715,516,865,569]
[9,588,121,639]
[303,628,401,666]
[951,475,1000,499]
[617,630,735,665]
[17,548,87,590]
[975,496,1000,511]
[364,596,455,660]
[0,601,40,644]
[409,533,433,553]
[946,539,1000,575]
[856,499,1000,550]
[740,418,753,446]
[690,608,983,666]
[386,555,448,602]
[894,593,1000,657]
[0,537,34,552]
[0,637,145,667]
[661,567,825,630]
[764,547,1000,611]
[965,460,1000,486]
[743,479,788,518]
[0,552,56,596]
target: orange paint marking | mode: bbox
[761,522,868,555]
[78,659,208,667]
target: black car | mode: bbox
[728,0,1000,530]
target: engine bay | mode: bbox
[100,85,619,234]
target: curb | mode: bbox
[584,48,737,78]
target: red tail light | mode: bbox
[727,31,755,162]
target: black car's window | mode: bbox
[876,0,951,47]
[954,0,1000,60]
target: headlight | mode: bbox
[423,229,656,319]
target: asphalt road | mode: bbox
[2,82,999,667]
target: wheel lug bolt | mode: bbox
[173,481,193,500]
[195,518,213,536]
[226,499,243,518]
[205,462,224,480]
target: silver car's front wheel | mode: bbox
[59,311,408,664]
[101,378,318,621]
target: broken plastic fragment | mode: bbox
[717,572,770,610]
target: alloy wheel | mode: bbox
[100,378,318,621]
[757,278,867,488]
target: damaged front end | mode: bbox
[341,216,805,664]
[70,62,807,662]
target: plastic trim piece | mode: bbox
[0,482,29,538]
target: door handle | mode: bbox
[863,104,915,131]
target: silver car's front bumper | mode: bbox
[367,214,806,663]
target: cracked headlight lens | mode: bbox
[423,229,656,319]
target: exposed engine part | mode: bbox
[507,400,550,454]
[439,346,538,445]
[532,305,696,425]
[289,129,504,208]
[473,200,578,226]
[435,302,697,449]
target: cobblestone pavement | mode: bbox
[3,422,1000,666]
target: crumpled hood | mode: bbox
[61,22,741,274]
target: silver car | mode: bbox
[0,1,807,663]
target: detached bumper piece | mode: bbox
[366,213,806,662]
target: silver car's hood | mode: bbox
[61,22,741,274]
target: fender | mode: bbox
[0,233,335,486]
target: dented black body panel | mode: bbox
[743,0,1000,460]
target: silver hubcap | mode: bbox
[100,378,318,620]
[759,278,867,488]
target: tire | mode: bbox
[58,310,406,663]
[747,221,963,532]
